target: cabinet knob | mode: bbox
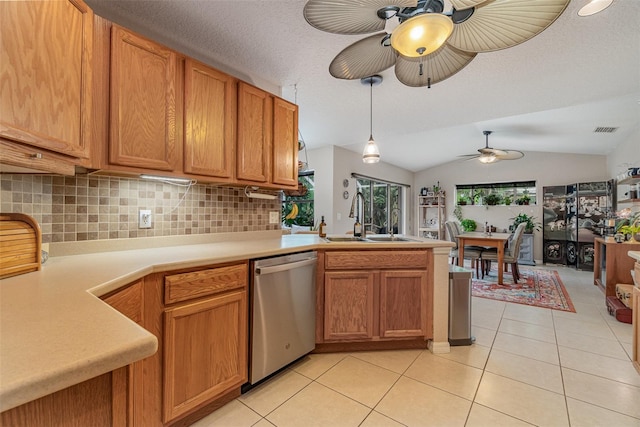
[30,153,43,159]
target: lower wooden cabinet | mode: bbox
[320,250,431,343]
[163,289,247,422]
[324,271,375,341]
[633,261,640,374]
[379,270,428,338]
[0,369,126,427]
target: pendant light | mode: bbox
[362,75,382,164]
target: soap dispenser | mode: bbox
[354,216,362,237]
[319,216,327,238]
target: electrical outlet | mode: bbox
[269,211,280,224]
[139,209,152,229]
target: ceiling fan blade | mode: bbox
[304,0,417,35]
[458,154,481,160]
[448,0,570,53]
[449,0,487,11]
[495,150,524,160]
[394,44,475,87]
[480,147,508,156]
[329,33,397,79]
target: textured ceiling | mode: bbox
[86,0,640,172]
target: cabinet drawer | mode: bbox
[164,263,247,304]
[325,250,428,270]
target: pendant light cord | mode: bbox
[369,79,373,140]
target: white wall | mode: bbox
[413,151,609,261]
[308,146,414,234]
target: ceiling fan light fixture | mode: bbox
[478,153,497,164]
[390,13,453,57]
[578,0,613,16]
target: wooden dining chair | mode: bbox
[481,223,527,282]
[445,221,483,277]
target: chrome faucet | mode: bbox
[349,191,366,238]
[390,207,401,239]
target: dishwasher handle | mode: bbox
[255,257,317,275]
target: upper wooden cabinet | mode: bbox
[236,82,299,189]
[184,59,236,181]
[109,25,178,172]
[272,98,299,188]
[236,82,272,184]
[0,0,93,159]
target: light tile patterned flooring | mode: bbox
[193,266,639,426]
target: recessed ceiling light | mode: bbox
[578,0,614,17]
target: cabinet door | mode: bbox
[380,270,428,338]
[184,59,236,180]
[236,82,271,183]
[272,97,298,188]
[324,271,375,341]
[0,0,93,158]
[163,290,247,422]
[102,280,144,427]
[109,26,177,171]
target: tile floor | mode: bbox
[193,266,639,426]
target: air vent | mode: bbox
[594,127,618,133]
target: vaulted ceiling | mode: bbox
[87,0,640,172]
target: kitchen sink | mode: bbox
[366,236,415,242]
[324,236,368,242]
[324,236,416,243]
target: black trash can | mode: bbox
[448,265,474,346]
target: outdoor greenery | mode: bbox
[356,178,404,234]
[456,181,536,206]
[282,174,314,227]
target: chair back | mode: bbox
[444,221,458,249]
[508,223,527,258]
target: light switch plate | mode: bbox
[139,209,152,229]
[269,211,280,224]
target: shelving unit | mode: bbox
[417,194,445,239]
[618,175,640,210]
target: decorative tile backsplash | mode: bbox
[0,174,281,244]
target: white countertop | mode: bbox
[0,232,452,412]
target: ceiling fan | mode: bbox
[303,0,570,87]
[459,130,524,163]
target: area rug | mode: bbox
[471,266,576,312]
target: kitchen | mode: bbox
[1,0,639,426]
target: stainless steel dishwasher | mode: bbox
[249,251,317,385]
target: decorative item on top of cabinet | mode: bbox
[0,0,93,166]
[183,59,237,181]
[108,25,178,172]
[417,193,445,239]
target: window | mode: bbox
[353,174,409,234]
[456,180,536,206]
[282,171,314,227]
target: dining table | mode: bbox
[457,232,511,285]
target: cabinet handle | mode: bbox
[30,153,43,159]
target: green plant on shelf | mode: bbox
[484,193,502,206]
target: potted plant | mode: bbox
[504,195,512,206]
[457,195,469,206]
[515,194,531,205]
[461,219,477,232]
[484,193,502,206]
[618,214,640,242]
[510,213,541,234]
